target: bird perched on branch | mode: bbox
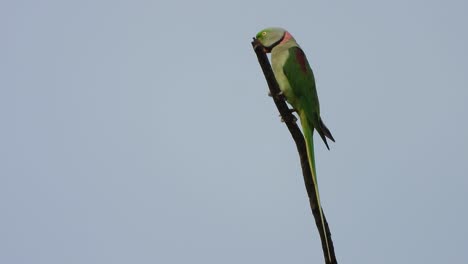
[255,27,335,263]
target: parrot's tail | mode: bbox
[299,110,332,263]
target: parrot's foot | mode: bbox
[268,91,286,100]
[276,91,286,100]
[280,114,297,123]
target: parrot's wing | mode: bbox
[283,47,320,116]
[283,47,335,149]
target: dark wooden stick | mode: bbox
[251,38,338,264]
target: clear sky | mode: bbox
[1,0,467,263]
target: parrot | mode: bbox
[255,27,335,262]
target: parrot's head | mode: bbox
[255,27,290,53]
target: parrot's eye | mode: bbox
[262,31,267,36]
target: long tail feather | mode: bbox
[299,111,332,263]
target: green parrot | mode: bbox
[255,27,335,262]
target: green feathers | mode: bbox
[283,47,335,149]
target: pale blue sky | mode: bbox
[1,0,467,263]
